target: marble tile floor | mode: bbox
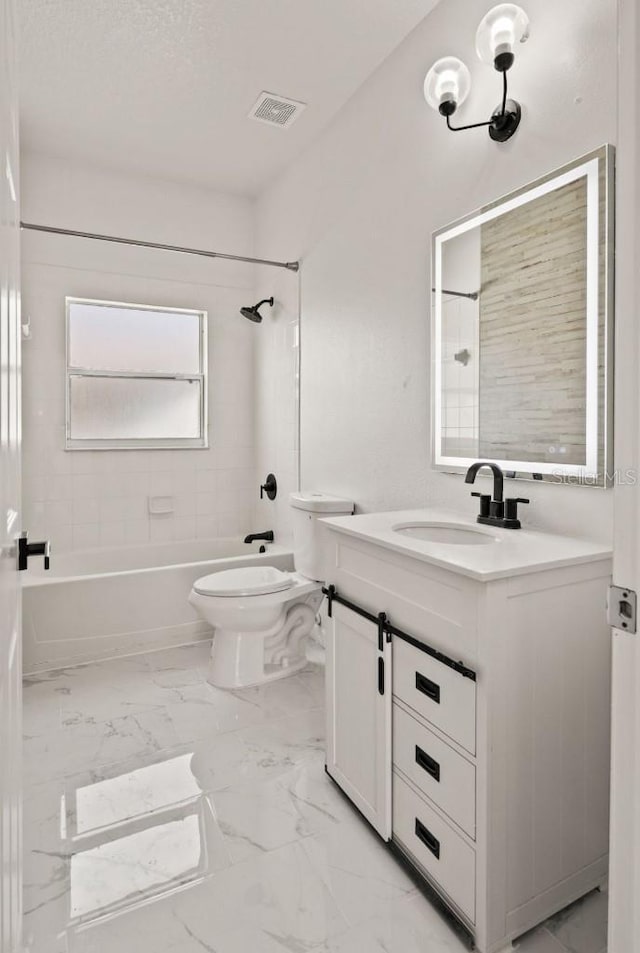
[22,641,608,953]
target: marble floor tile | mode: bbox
[276,758,359,832]
[544,890,609,953]
[231,668,324,719]
[184,706,325,795]
[57,662,194,728]
[208,775,316,865]
[24,793,232,953]
[22,645,607,953]
[300,810,417,928]
[162,680,268,741]
[62,840,349,953]
[297,663,327,707]
[310,891,471,952]
[23,707,181,785]
[23,667,81,738]
[515,927,569,952]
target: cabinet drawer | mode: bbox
[393,772,475,924]
[393,704,475,838]
[393,637,476,754]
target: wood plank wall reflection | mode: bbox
[478,179,588,466]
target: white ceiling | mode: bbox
[19,0,437,197]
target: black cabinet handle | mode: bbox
[415,672,440,704]
[415,818,440,859]
[378,657,385,695]
[415,745,440,782]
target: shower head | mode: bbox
[240,297,274,323]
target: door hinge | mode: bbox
[607,584,637,634]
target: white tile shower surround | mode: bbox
[22,448,258,551]
[22,644,607,953]
[21,261,260,553]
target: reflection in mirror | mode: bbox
[432,145,614,486]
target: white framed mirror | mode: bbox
[432,145,614,486]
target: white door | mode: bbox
[0,0,22,949]
[609,0,640,949]
[326,602,392,839]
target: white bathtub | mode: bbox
[22,538,294,674]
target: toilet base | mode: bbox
[207,596,320,689]
[208,652,308,690]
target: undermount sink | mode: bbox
[391,522,499,545]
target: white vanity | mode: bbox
[321,508,612,953]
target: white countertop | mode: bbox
[321,508,612,582]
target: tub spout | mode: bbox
[244,530,274,544]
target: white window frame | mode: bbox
[65,296,208,450]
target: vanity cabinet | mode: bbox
[323,513,612,953]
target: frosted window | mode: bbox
[66,297,207,449]
[69,376,202,441]
[68,302,201,373]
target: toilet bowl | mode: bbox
[188,492,354,689]
[189,566,322,688]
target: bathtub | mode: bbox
[22,538,294,674]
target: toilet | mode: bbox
[188,492,354,689]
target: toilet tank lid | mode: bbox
[289,491,354,514]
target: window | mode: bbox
[66,298,208,450]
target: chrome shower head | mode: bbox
[240,297,274,323]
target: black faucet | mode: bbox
[244,530,274,544]
[464,461,529,529]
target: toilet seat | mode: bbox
[193,566,295,598]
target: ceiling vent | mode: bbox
[248,92,307,129]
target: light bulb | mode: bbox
[423,57,471,116]
[476,4,530,71]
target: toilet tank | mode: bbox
[290,492,354,581]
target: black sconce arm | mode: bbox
[446,116,494,132]
[445,71,514,137]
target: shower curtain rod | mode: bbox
[431,287,479,301]
[20,221,300,272]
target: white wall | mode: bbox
[255,0,617,542]
[21,154,260,551]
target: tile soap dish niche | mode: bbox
[148,496,174,517]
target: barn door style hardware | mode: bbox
[322,585,476,681]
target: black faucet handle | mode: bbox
[504,497,529,526]
[470,491,491,518]
[260,473,277,501]
[17,532,51,571]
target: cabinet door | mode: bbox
[326,602,392,839]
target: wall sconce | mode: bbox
[424,3,530,142]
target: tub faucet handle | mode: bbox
[17,531,51,571]
[260,473,278,501]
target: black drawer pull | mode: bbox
[415,818,440,859]
[415,745,440,782]
[416,672,440,704]
[378,657,385,695]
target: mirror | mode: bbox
[432,145,614,486]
